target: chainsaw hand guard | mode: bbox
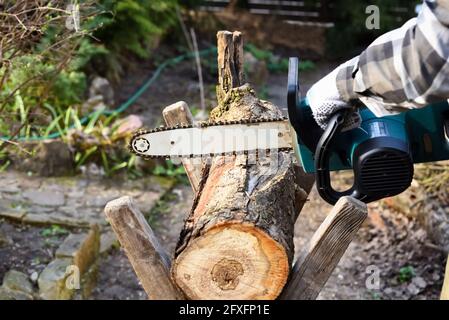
[314,111,358,205]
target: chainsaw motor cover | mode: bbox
[287,57,449,204]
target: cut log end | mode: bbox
[172,222,289,300]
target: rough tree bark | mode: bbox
[170,31,312,300]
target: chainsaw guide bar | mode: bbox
[129,116,293,160]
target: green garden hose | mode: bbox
[1,47,218,142]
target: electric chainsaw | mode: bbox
[130,57,449,205]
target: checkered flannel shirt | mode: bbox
[336,0,449,117]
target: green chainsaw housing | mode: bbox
[287,57,449,204]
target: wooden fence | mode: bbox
[200,0,416,26]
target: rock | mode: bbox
[0,205,26,222]
[0,287,33,300]
[22,213,91,228]
[88,77,114,107]
[39,225,100,300]
[0,184,20,193]
[100,231,118,255]
[28,206,54,213]
[424,203,449,252]
[85,194,120,208]
[55,225,100,274]
[38,258,75,300]
[81,95,107,115]
[30,272,39,283]
[10,140,74,176]
[2,270,34,295]
[115,115,143,139]
[412,276,427,289]
[23,190,65,207]
[0,229,12,247]
[406,283,420,296]
[79,163,105,178]
[384,287,393,295]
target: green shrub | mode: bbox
[94,0,180,59]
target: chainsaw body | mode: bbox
[288,57,449,204]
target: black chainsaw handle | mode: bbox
[314,111,360,205]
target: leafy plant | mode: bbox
[398,266,415,283]
[41,225,69,238]
[94,0,180,59]
[153,160,186,178]
[0,0,194,178]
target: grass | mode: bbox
[152,160,189,185]
[40,225,69,238]
[415,162,449,195]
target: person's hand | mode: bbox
[306,65,361,131]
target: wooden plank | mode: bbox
[441,255,449,300]
[104,196,184,300]
[280,196,368,300]
[163,101,202,193]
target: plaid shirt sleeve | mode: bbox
[336,0,449,117]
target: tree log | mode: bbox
[170,31,311,300]
[163,101,202,193]
[104,196,184,300]
[280,196,368,300]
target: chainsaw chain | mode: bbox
[129,116,292,160]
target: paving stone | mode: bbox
[0,287,33,300]
[23,190,65,207]
[1,171,171,235]
[0,184,20,193]
[134,191,168,215]
[99,231,118,255]
[0,205,26,222]
[28,206,54,213]
[412,276,427,289]
[17,178,41,190]
[1,193,25,202]
[56,225,100,274]
[85,195,120,208]
[58,206,79,216]
[22,213,90,228]
[2,270,34,295]
[38,258,75,300]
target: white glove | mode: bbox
[306,65,361,131]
